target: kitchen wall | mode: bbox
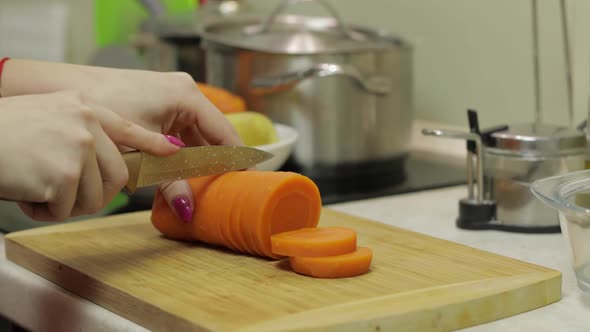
[250,0,590,128]
[0,0,94,65]
[1,0,589,129]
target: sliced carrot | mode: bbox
[239,172,322,259]
[150,171,322,260]
[240,172,272,257]
[271,227,357,257]
[229,172,258,256]
[229,185,251,254]
[211,174,238,251]
[289,247,373,278]
[192,175,226,246]
[219,175,244,252]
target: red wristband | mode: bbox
[0,57,11,98]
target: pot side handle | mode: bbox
[250,63,391,95]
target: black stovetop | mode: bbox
[279,151,467,205]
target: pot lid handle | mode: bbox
[243,0,362,40]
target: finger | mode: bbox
[182,91,243,146]
[152,126,203,224]
[71,120,124,217]
[18,202,76,222]
[70,147,103,217]
[17,202,56,222]
[179,125,209,147]
[87,121,129,208]
[46,167,81,221]
[23,169,80,221]
[91,104,184,156]
[158,180,194,223]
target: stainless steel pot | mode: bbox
[199,0,413,169]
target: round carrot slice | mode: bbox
[242,172,322,259]
[289,247,373,278]
[193,176,228,246]
[214,174,240,251]
[231,173,258,255]
[271,227,357,257]
[227,179,248,254]
[262,174,321,257]
[240,172,268,257]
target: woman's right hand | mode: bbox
[0,91,181,221]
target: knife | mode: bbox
[122,146,274,194]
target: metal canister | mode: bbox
[485,123,585,231]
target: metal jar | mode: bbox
[484,123,585,230]
[199,0,413,170]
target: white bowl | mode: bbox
[253,123,298,171]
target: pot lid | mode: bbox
[487,123,585,154]
[200,14,407,54]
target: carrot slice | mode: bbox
[150,171,322,260]
[230,173,258,256]
[239,172,322,259]
[230,186,251,254]
[240,172,272,257]
[271,227,357,257]
[289,247,373,278]
[214,174,240,251]
[192,175,226,246]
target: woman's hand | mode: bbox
[1,59,242,222]
[0,59,243,221]
[0,91,182,221]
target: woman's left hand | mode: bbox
[1,59,243,222]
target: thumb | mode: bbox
[91,104,184,156]
[158,180,194,223]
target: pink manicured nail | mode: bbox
[173,196,192,223]
[165,135,186,147]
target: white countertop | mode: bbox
[1,120,589,331]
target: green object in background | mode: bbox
[95,0,197,48]
[106,192,130,211]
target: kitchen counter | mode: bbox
[0,185,589,331]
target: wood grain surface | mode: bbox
[5,209,561,331]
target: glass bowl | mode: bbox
[531,169,590,292]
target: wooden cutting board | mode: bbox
[5,208,560,332]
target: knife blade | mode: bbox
[122,146,274,194]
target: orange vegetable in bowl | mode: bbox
[196,82,246,114]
